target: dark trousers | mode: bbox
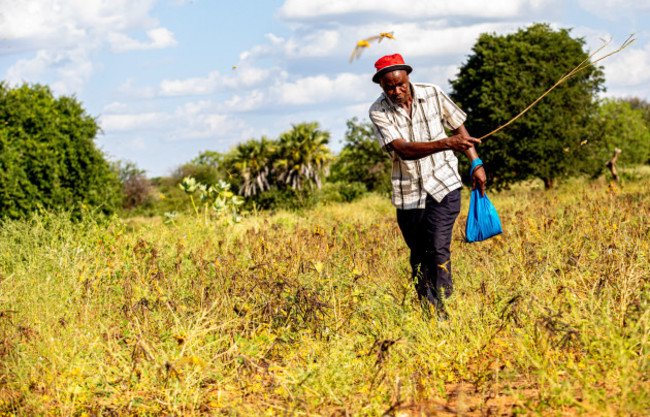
[396,189,461,307]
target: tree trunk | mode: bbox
[605,148,622,182]
[543,178,553,189]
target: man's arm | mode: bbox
[453,125,487,196]
[389,130,481,160]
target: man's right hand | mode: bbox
[447,134,481,152]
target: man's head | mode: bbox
[379,69,411,105]
[373,54,413,105]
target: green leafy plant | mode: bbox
[179,176,244,223]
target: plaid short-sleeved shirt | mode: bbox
[369,83,467,210]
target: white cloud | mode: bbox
[576,0,650,19]
[99,100,254,141]
[0,0,160,47]
[240,28,371,63]
[383,21,523,58]
[568,29,648,96]
[5,48,94,94]
[411,65,463,89]
[225,90,267,111]
[220,72,373,112]
[603,43,650,88]
[168,104,254,140]
[100,112,170,131]
[175,100,214,116]
[239,33,286,61]
[238,20,527,70]
[113,67,278,100]
[272,73,371,105]
[159,72,220,96]
[109,28,177,52]
[277,0,554,20]
[158,66,276,97]
[117,78,156,98]
[103,101,130,112]
[283,30,341,57]
[0,0,176,94]
[173,113,247,140]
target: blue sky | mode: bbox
[1,0,649,177]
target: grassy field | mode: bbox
[1,170,649,416]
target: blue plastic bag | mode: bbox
[465,160,503,242]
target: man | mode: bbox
[368,54,486,313]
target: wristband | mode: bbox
[470,158,483,177]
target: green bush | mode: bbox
[595,98,650,167]
[0,82,121,219]
[171,162,222,188]
[316,181,367,204]
[249,188,310,211]
[328,118,391,193]
[112,160,153,210]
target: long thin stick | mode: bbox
[478,34,636,141]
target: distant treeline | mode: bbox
[2,24,649,219]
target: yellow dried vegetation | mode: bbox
[0,168,648,416]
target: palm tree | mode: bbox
[231,137,275,197]
[274,122,332,191]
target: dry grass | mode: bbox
[0,171,648,416]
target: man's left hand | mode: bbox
[472,165,487,196]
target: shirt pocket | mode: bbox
[393,161,420,193]
[393,177,419,196]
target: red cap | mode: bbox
[373,54,412,83]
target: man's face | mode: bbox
[379,70,411,105]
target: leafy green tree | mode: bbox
[191,150,224,168]
[171,150,227,188]
[450,23,605,189]
[328,117,391,193]
[0,82,120,218]
[229,137,276,197]
[595,98,650,166]
[274,122,332,190]
[623,97,650,131]
[112,160,152,210]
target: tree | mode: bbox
[623,97,650,130]
[450,23,605,189]
[230,137,276,197]
[595,98,650,166]
[170,150,227,188]
[328,117,391,193]
[113,160,152,210]
[191,150,224,168]
[0,82,121,218]
[274,122,332,190]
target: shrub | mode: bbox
[112,160,153,210]
[0,82,121,218]
[250,188,309,211]
[316,181,367,204]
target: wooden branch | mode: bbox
[605,148,622,182]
